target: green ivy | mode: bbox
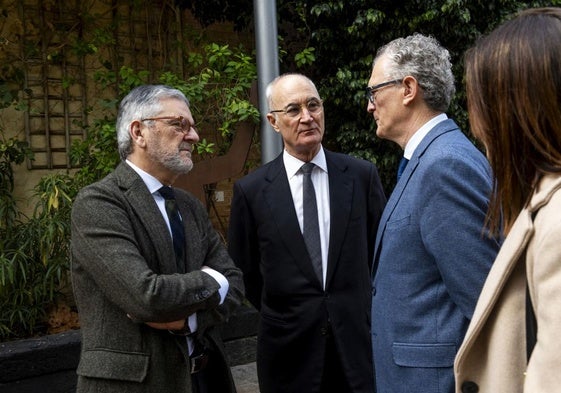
[0,3,258,341]
[179,0,560,193]
[286,0,561,193]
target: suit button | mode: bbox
[320,327,328,336]
[461,381,479,393]
[196,290,210,300]
[372,287,376,296]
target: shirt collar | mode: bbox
[403,113,448,160]
[283,146,328,179]
[126,159,164,194]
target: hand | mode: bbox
[127,314,186,331]
[145,319,186,330]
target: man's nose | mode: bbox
[184,127,200,143]
[300,107,313,121]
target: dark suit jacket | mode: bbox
[71,162,244,393]
[371,119,500,393]
[228,149,386,393]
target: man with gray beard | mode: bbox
[71,84,244,393]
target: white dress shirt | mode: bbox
[403,113,448,159]
[283,148,330,288]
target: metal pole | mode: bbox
[253,0,283,164]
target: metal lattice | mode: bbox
[19,0,183,170]
[20,0,88,170]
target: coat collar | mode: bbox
[456,173,561,367]
[528,174,561,213]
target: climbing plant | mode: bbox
[0,0,258,341]
[180,0,561,192]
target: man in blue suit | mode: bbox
[366,34,501,393]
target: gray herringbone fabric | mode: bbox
[301,162,322,284]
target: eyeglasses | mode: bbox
[269,98,323,119]
[365,79,403,104]
[140,116,196,135]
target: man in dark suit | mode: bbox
[71,84,244,393]
[366,34,501,393]
[228,73,386,393]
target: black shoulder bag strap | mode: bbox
[526,280,537,361]
[525,280,537,361]
[525,212,538,361]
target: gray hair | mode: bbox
[116,84,190,160]
[374,33,455,112]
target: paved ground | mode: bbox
[231,362,260,393]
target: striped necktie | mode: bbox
[301,162,323,284]
[158,186,186,273]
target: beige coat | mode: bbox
[454,174,561,393]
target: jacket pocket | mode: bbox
[77,348,149,382]
[260,310,288,325]
[386,215,411,231]
[392,342,456,368]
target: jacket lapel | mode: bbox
[373,119,458,260]
[325,151,353,288]
[175,193,205,273]
[115,163,192,359]
[263,155,321,286]
[115,162,177,274]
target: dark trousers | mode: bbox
[320,331,351,392]
[190,342,233,393]
[191,369,209,393]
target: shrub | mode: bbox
[0,43,258,341]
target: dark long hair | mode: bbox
[465,7,561,235]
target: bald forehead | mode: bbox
[270,75,320,105]
[276,74,315,90]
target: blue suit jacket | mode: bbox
[371,119,500,393]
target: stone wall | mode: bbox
[0,305,258,393]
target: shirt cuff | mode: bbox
[201,266,229,305]
[187,313,197,334]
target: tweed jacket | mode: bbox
[371,119,501,393]
[71,162,244,393]
[455,174,561,393]
[228,148,386,393]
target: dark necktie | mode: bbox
[301,162,323,284]
[158,186,186,273]
[397,157,409,181]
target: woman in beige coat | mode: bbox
[454,7,561,393]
